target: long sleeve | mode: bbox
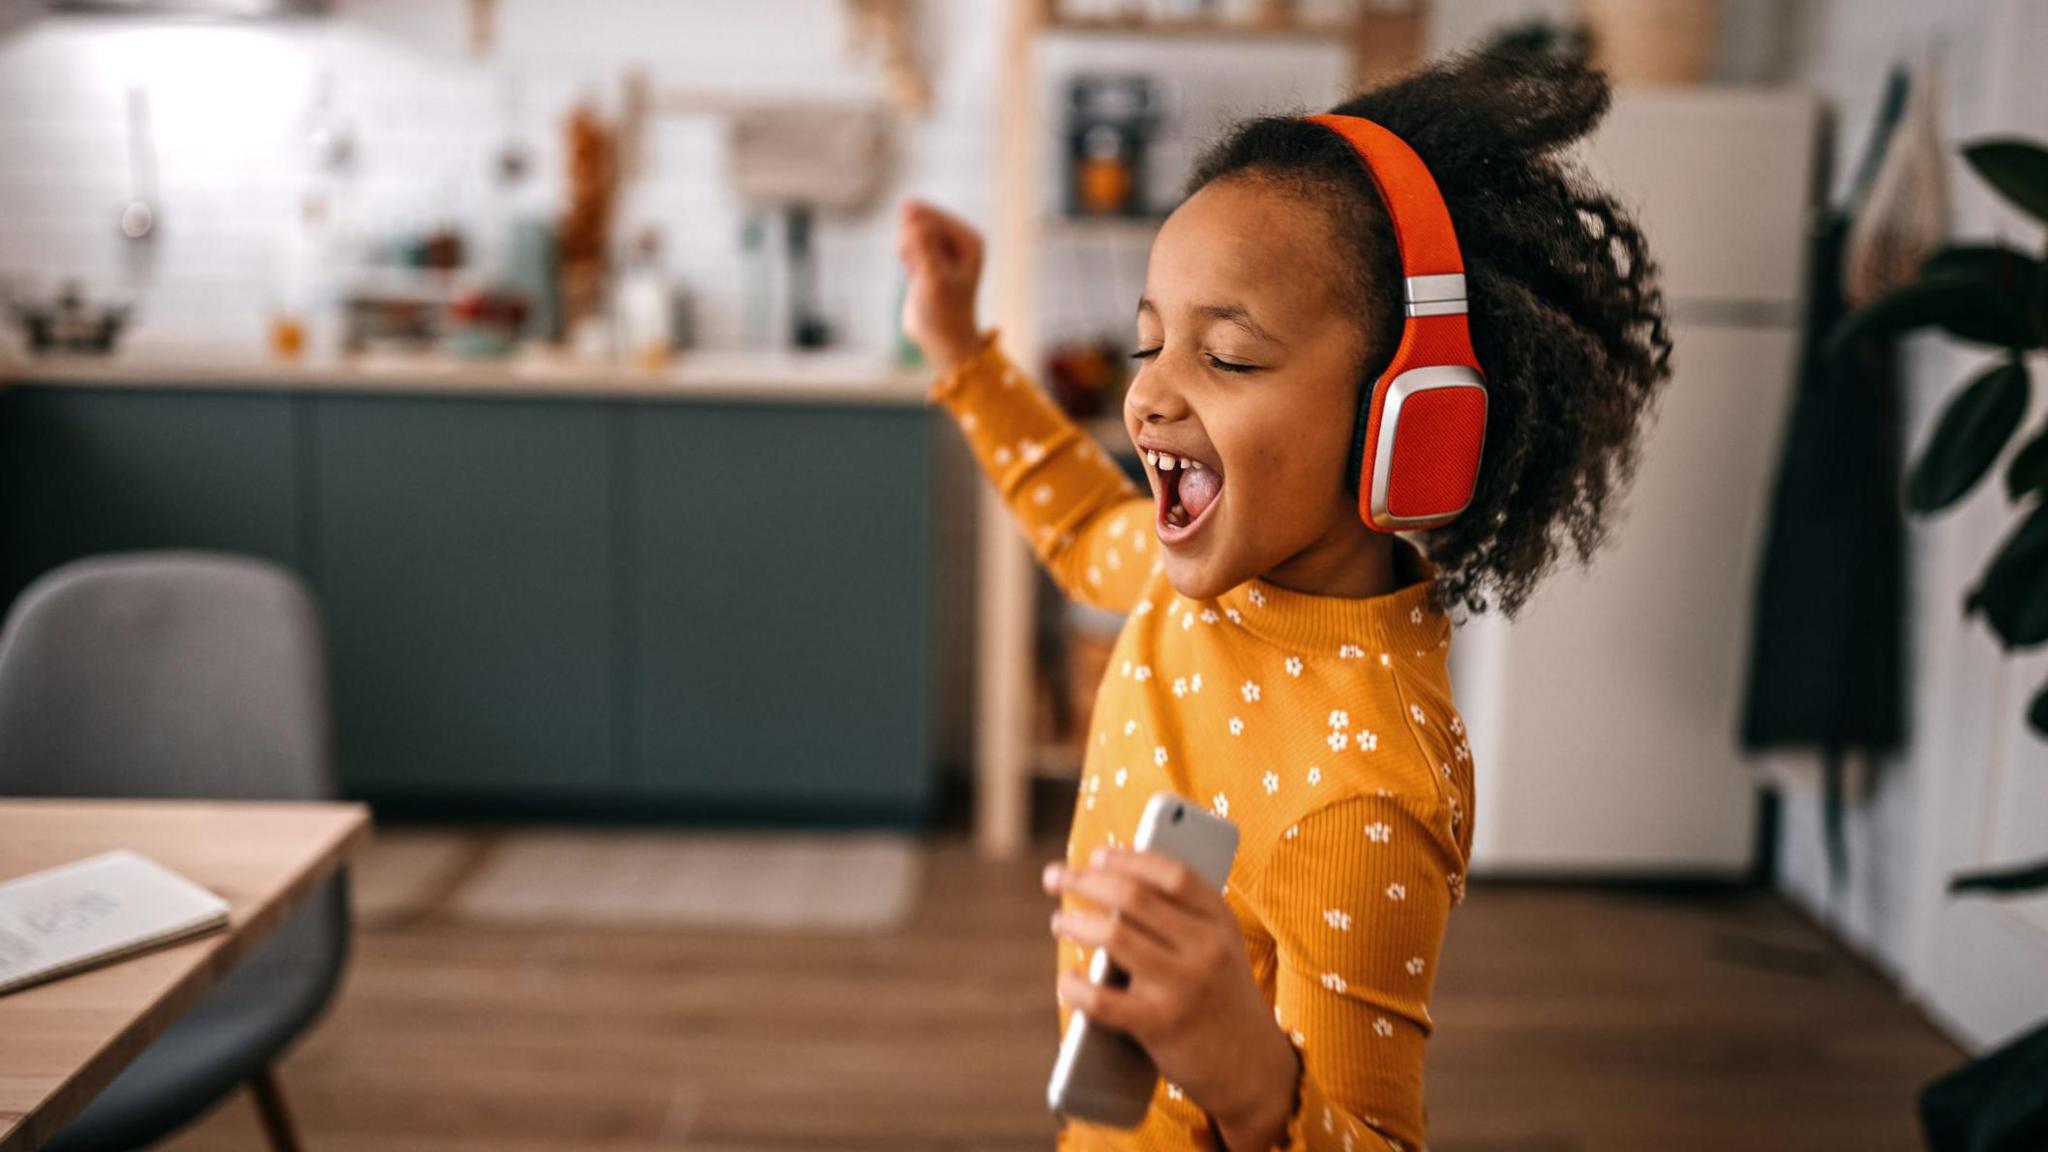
[929,329,1155,614]
[1250,790,1463,1152]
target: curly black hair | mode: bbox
[1186,47,1673,617]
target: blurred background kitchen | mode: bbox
[1,0,2045,1150]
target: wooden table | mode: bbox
[0,800,370,1152]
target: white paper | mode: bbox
[0,850,230,997]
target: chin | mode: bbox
[1160,552,1241,601]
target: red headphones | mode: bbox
[1304,114,1488,533]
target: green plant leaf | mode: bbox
[1971,495,2048,646]
[1921,243,2042,289]
[1951,856,2048,895]
[1965,139,2048,224]
[2008,423,2048,501]
[2031,678,2048,738]
[1829,275,2032,360]
[1906,358,2030,513]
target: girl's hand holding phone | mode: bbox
[895,198,986,375]
[1044,846,1302,1148]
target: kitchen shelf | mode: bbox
[1043,14,1358,41]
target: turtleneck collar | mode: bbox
[1209,539,1450,659]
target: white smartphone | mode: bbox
[1046,790,1240,1129]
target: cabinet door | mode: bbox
[0,387,301,607]
[631,405,935,819]
[312,396,616,799]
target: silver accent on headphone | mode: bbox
[1404,273,1467,317]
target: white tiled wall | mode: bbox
[0,0,1362,359]
[0,0,1008,355]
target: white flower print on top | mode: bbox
[1031,483,1053,506]
[1319,972,1347,993]
[1242,680,1261,702]
[1249,587,1267,608]
[1212,792,1229,817]
[1379,652,1392,667]
[1154,746,1169,766]
[1231,717,1246,737]
[1365,821,1392,844]
[1307,766,1322,786]
[1123,719,1137,735]
[1107,514,1127,539]
[1356,729,1379,753]
[1285,656,1303,677]
[1328,709,1349,731]
[1114,767,1128,788]
[1262,770,1278,794]
[1225,608,1242,624]
[1086,565,1102,586]
[1167,1083,1184,1102]
[1120,659,1132,679]
[1405,957,1426,976]
[1386,882,1407,901]
[1173,677,1188,698]
[1327,730,1349,752]
[1182,611,1195,631]
[1190,673,1202,693]
[1339,644,1365,660]
[992,446,1013,467]
[1133,665,1152,682]
[1410,704,1427,725]
[1373,1016,1395,1037]
[1450,715,1464,735]
[1410,606,1423,624]
[960,412,978,432]
[1201,609,1219,624]
[1284,823,1300,840]
[1106,549,1121,570]
[1019,439,1046,465]
[1323,909,1352,930]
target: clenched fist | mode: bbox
[896,198,987,375]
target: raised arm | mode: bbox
[899,198,1154,613]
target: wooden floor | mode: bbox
[162,806,1961,1152]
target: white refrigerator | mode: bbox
[1454,89,1823,876]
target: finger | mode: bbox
[1052,906,1175,981]
[1057,969,1146,1037]
[1056,865,1194,949]
[1090,847,1221,915]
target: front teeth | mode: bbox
[1145,451,1203,472]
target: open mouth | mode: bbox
[1143,446,1224,544]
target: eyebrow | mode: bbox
[1135,297,1286,346]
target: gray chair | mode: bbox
[0,552,349,1152]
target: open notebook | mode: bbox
[0,850,230,997]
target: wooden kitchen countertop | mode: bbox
[0,348,935,406]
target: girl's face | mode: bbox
[1126,175,1385,601]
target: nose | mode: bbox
[1124,351,1191,426]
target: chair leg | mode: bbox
[249,1066,306,1152]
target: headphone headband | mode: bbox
[1302,113,1488,533]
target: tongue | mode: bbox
[1179,466,1222,520]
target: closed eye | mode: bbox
[1127,347,1260,374]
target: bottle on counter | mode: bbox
[617,227,675,369]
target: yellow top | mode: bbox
[932,336,1475,1152]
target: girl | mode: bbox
[897,48,1670,1152]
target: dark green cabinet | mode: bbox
[312,397,618,799]
[630,405,933,813]
[0,383,939,825]
[0,389,302,598]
